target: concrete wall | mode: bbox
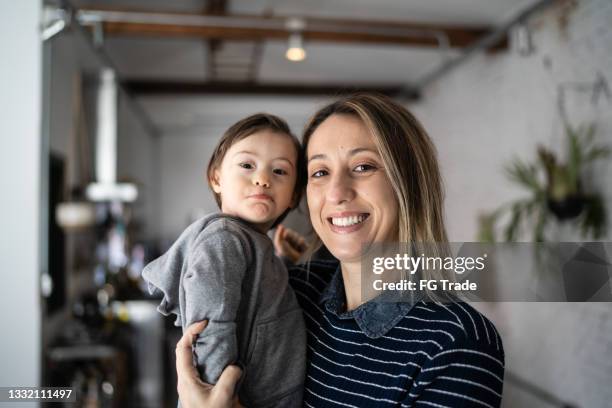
[410,0,612,406]
[0,0,42,396]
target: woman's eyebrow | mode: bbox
[308,153,326,163]
[308,147,377,163]
[348,147,377,156]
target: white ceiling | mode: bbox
[229,0,537,25]
[257,42,460,85]
[75,0,538,84]
[76,0,537,25]
[105,37,209,80]
[71,0,540,134]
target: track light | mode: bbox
[285,18,306,62]
[286,33,306,62]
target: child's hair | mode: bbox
[206,113,306,227]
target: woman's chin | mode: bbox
[323,237,367,264]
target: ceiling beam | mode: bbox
[122,80,419,99]
[76,7,506,50]
[202,0,228,80]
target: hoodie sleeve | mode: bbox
[184,225,249,384]
[141,232,190,327]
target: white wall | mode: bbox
[116,96,159,240]
[0,0,42,394]
[411,0,612,243]
[410,0,612,406]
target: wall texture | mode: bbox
[410,0,612,406]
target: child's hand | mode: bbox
[273,225,308,263]
[176,321,244,408]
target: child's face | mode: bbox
[210,130,298,232]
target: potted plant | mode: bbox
[478,123,610,242]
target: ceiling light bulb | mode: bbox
[286,33,306,62]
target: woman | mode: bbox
[176,94,505,407]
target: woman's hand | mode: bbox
[273,225,308,263]
[176,321,244,408]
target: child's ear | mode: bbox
[210,169,222,194]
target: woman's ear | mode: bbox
[209,169,222,194]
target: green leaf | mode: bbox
[503,201,525,241]
[477,211,499,243]
[583,123,596,146]
[580,195,607,238]
[505,159,542,193]
[585,146,611,162]
[566,125,582,190]
[534,208,548,242]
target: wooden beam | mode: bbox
[122,80,418,99]
[77,7,505,50]
[202,0,228,80]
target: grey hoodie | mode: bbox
[142,214,306,407]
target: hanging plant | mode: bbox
[478,123,610,242]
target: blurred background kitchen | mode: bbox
[1,0,611,407]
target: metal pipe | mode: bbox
[75,8,457,41]
[413,0,557,92]
[95,69,117,185]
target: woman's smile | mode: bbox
[327,212,370,232]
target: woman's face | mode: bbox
[306,114,399,263]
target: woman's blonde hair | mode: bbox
[303,93,452,295]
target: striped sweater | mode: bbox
[289,260,505,408]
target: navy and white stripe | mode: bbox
[289,260,505,407]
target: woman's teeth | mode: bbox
[331,215,367,227]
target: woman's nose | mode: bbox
[253,171,271,188]
[326,172,355,204]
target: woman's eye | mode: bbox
[273,168,288,175]
[239,163,253,169]
[311,169,328,178]
[353,164,376,172]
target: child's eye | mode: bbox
[273,168,288,175]
[310,169,328,178]
[353,164,376,173]
[239,163,254,169]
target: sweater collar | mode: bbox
[319,266,420,339]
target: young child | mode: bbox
[142,114,307,407]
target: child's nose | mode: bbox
[253,172,271,188]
